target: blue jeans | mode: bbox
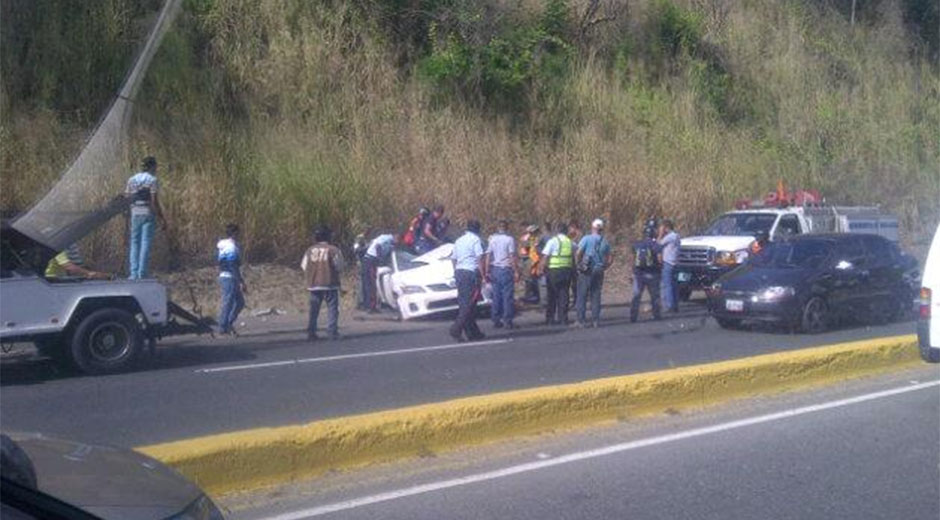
[661,262,678,312]
[129,214,155,279]
[309,290,339,337]
[576,268,605,325]
[631,270,661,322]
[490,267,515,325]
[218,277,245,333]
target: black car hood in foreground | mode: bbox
[5,432,202,520]
[718,264,815,291]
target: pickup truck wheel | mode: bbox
[69,309,142,375]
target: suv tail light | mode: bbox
[921,287,932,320]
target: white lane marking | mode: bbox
[258,380,940,520]
[195,339,512,374]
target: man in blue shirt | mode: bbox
[575,219,613,327]
[484,219,518,329]
[449,220,485,342]
[217,223,246,335]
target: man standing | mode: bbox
[631,219,663,322]
[658,219,681,313]
[519,224,542,304]
[485,219,518,329]
[217,224,247,335]
[449,220,485,342]
[125,156,166,279]
[575,219,612,327]
[301,226,344,341]
[353,233,369,310]
[362,233,396,313]
[541,222,575,326]
[415,205,446,254]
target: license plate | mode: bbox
[725,299,744,312]
[677,271,691,282]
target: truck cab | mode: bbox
[676,209,808,298]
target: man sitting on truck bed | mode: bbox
[45,244,111,280]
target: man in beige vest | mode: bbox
[301,226,344,341]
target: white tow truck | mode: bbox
[675,187,900,298]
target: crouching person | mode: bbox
[302,226,344,341]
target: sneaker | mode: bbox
[505,322,515,330]
[307,333,319,342]
[493,321,504,329]
[592,321,599,328]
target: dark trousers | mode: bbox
[631,270,662,322]
[490,266,515,325]
[523,277,540,304]
[450,269,483,340]
[546,268,573,324]
[576,268,604,325]
[356,257,368,309]
[361,255,379,310]
[309,289,339,337]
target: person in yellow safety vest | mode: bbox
[540,222,574,326]
[519,225,542,304]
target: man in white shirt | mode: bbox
[362,233,396,313]
[485,219,518,329]
[449,220,485,342]
[658,219,681,313]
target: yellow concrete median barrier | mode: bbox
[139,334,920,496]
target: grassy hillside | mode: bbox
[2,0,938,268]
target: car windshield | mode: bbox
[705,213,777,236]
[394,250,426,272]
[753,240,832,269]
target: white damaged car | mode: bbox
[376,244,491,320]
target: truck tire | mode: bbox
[69,308,142,375]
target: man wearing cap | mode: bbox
[575,219,613,327]
[485,219,518,329]
[125,156,166,279]
[450,220,486,341]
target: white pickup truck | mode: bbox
[1,221,212,374]
[676,205,900,298]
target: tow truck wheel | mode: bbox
[69,308,142,375]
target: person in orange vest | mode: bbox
[519,224,542,304]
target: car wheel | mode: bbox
[69,309,142,375]
[715,317,741,330]
[800,297,829,334]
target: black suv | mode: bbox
[707,234,919,333]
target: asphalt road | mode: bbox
[229,367,940,520]
[0,303,921,447]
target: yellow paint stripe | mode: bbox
[138,335,919,496]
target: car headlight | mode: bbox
[169,495,224,520]
[716,250,749,266]
[400,285,426,294]
[754,286,796,302]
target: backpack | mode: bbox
[634,241,659,271]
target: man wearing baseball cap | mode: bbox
[575,218,613,327]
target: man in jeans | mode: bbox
[361,233,396,313]
[301,226,345,341]
[217,224,247,335]
[485,219,518,329]
[125,156,166,279]
[540,222,575,326]
[449,220,485,342]
[575,219,612,328]
[658,219,681,313]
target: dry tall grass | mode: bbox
[2,0,937,271]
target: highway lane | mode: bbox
[230,367,940,520]
[0,305,920,447]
